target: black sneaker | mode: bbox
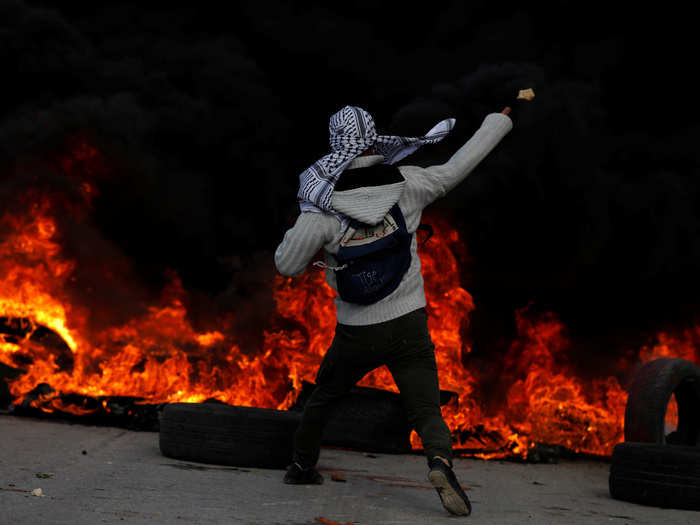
[283,462,324,485]
[428,457,472,516]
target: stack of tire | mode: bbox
[609,357,700,510]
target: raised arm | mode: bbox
[398,112,513,210]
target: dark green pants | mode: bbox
[292,307,453,469]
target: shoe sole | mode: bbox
[428,470,471,516]
[283,478,323,485]
[283,474,324,485]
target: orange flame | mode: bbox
[1,139,699,459]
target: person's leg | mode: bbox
[385,308,470,515]
[291,322,384,470]
[385,308,454,467]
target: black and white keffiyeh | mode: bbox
[298,105,455,217]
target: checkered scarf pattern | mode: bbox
[298,106,455,216]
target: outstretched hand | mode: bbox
[502,107,511,116]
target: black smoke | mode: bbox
[3,1,699,358]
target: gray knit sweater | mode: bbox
[275,112,513,326]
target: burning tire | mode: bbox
[289,382,415,454]
[159,402,301,469]
[288,381,457,454]
[624,357,700,445]
[609,442,700,510]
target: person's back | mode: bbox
[274,105,513,516]
[276,111,512,325]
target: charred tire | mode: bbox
[624,357,700,445]
[609,442,700,511]
[159,403,301,469]
[289,382,413,454]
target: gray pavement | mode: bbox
[1,414,697,525]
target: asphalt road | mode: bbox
[1,415,697,524]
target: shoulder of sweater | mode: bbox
[298,211,340,233]
[397,164,424,177]
[397,164,436,187]
[299,210,337,223]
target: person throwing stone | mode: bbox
[274,102,515,516]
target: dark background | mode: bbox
[2,0,698,359]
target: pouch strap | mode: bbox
[313,260,348,271]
